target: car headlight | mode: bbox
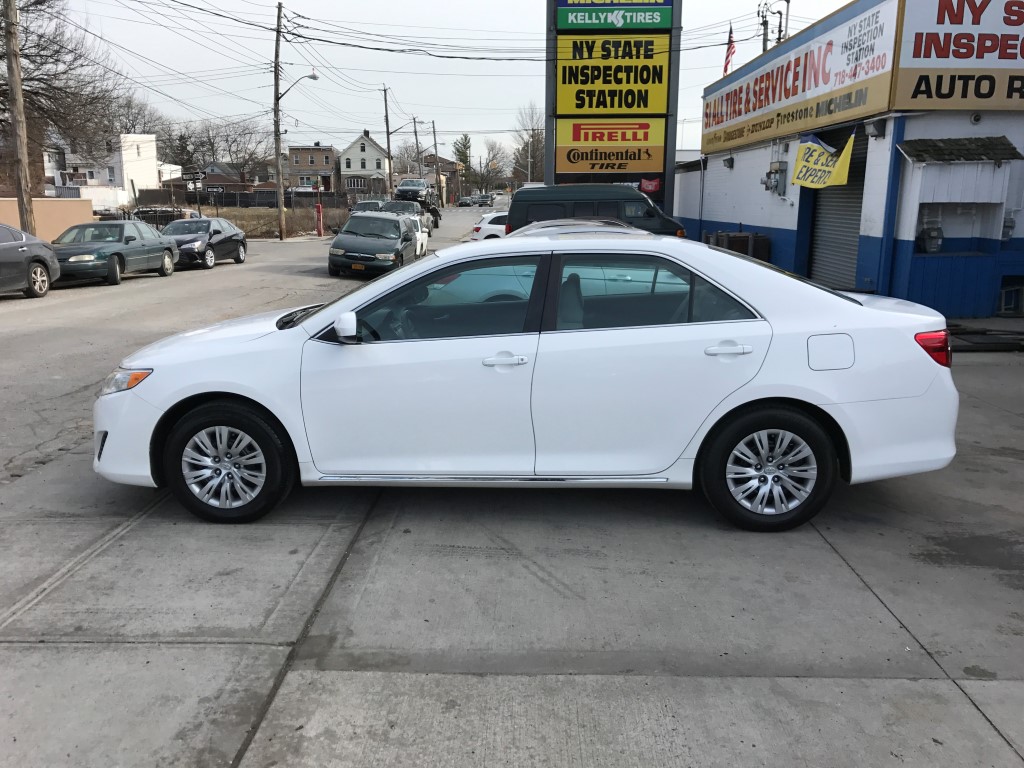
[375,253,396,262]
[179,241,199,250]
[98,368,153,397]
[68,254,97,262]
[329,247,345,256]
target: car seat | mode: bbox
[558,272,585,330]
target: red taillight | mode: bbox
[505,224,511,235]
[915,329,951,367]
[472,226,481,233]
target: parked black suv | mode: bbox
[395,178,430,202]
[506,184,685,237]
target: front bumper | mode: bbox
[55,259,111,280]
[329,254,398,275]
[93,389,164,487]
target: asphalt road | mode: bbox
[1,203,1022,767]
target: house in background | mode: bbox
[286,141,338,191]
[337,130,390,196]
[48,134,160,209]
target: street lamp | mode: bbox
[274,69,318,240]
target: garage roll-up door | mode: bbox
[809,129,868,290]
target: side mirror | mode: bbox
[124,235,136,243]
[211,229,222,236]
[644,208,656,218]
[334,311,359,343]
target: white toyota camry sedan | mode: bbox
[93,229,958,531]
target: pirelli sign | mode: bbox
[547,0,680,206]
[556,119,666,172]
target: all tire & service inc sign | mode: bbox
[701,0,1024,154]
[546,0,682,207]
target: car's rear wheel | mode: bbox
[23,262,50,298]
[234,243,246,264]
[157,249,174,277]
[106,255,122,286]
[164,402,294,523]
[201,247,216,269]
[699,407,837,532]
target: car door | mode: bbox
[120,224,150,273]
[0,225,23,290]
[134,221,162,268]
[531,251,772,476]
[300,254,548,475]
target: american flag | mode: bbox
[724,23,736,76]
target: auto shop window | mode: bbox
[355,257,542,342]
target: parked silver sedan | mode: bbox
[0,223,60,298]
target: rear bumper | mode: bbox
[822,370,959,484]
[93,390,163,487]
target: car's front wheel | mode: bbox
[164,401,295,523]
[328,264,341,277]
[201,247,216,269]
[106,255,122,285]
[234,243,246,264]
[699,407,837,532]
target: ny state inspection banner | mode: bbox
[790,132,856,189]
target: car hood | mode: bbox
[332,232,399,252]
[52,243,110,259]
[168,234,208,246]
[122,307,306,366]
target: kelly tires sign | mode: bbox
[893,0,1024,109]
[555,119,666,172]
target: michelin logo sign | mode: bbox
[557,0,671,30]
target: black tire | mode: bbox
[485,235,499,239]
[328,264,341,277]
[201,247,216,270]
[106,255,122,286]
[234,242,246,264]
[23,261,50,298]
[157,249,174,277]
[699,406,837,532]
[163,401,295,523]
[396,255,404,267]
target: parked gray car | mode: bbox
[0,223,60,298]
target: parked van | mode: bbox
[506,184,685,237]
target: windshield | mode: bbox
[382,202,417,214]
[352,202,379,210]
[162,220,210,235]
[341,217,400,239]
[398,180,425,188]
[54,224,123,244]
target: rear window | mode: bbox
[526,203,566,223]
[708,245,862,305]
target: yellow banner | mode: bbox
[556,35,670,115]
[790,133,855,189]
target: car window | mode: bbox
[162,220,210,236]
[0,226,14,244]
[622,201,651,219]
[490,214,507,225]
[596,201,619,217]
[132,222,155,240]
[554,254,695,331]
[142,223,162,239]
[526,203,565,223]
[356,257,541,342]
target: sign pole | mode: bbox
[662,0,683,216]
[544,0,557,185]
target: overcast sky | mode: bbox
[69,0,851,155]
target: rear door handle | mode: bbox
[705,344,753,356]
[482,355,529,367]
[18,246,27,252]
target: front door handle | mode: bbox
[482,354,529,367]
[18,246,27,252]
[705,344,753,356]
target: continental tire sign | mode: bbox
[556,119,665,172]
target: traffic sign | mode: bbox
[181,172,207,182]
[186,181,197,191]
[206,186,225,193]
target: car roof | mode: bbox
[350,211,402,219]
[510,183,650,201]
[510,218,635,234]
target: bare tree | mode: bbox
[511,102,544,185]
[221,119,273,183]
[110,93,168,136]
[472,139,509,193]
[391,140,420,175]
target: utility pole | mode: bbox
[412,117,422,178]
[783,0,791,40]
[383,86,393,197]
[760,4,769,53]
[4,0,36,234]
[273,1,286,240]
[431,120,442,205]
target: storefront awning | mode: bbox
[898,137,1023,164]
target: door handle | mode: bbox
[18,246,27,252]
[705,344,753,356]
[482,355,528,367]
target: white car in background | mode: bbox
[470,211,508,240]
[93,232,958,532]
[404,215,428,257]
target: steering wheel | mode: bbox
[399,309,418,339]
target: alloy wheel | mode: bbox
[725,429,818,515]
[30,265,48,294]
[181,426,267,509]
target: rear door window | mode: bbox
[526,203,566,223]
